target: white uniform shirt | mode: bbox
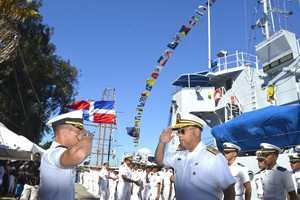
[261,164,295,200]
[108,173,118,200]
[117,163,132,200]
[292,169,300,197]
[141,171,151,200]
[229,160,250,200]
[161,169,174,200]
[149,172,162,200]
[39,142,75,200]
[253,170,264,199]
[164,142,235,200]
[99,167,109,191]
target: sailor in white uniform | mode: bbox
[39,110,93,200]
[155,113,236,200]
[223,142,251,200]
[257,143,298,200]
[149,164,162,200]
[289,151,300,198]
[161,167,175,200]
[117,155,140,200]
[98,162,110,200]
[141,162,152,200]
[253,150,266,200]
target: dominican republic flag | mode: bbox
[68,100,116,124]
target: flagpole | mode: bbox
[208,0,212,69]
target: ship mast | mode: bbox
[208,0,212,69]
[262,0,271,39]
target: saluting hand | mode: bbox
[159,128,173,144]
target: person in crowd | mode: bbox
[149,164,162,200]
[161,167,174,200]
[19,153,41,200]
[117,155,140,200]
[155,113,235,200]
[8,169,16,195]
[131,162,143,200]
[0,160,5,195]
[98,162,112,200]
[255,143,298,200]
[253,150,266,200]
[223,142,251,200]
[39,110,93,200]
[141,163,152,200]
[109,170,119,200]
[289,149,300,198]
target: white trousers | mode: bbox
[20,184,39,200]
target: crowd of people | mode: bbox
[2,110,300,200]
[0,152,40,199]
[79,160,175,200]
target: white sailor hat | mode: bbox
[172,112,205,130]
[295,145,300,153]
[123,154,133,161]
[260,143,282,153]
[47,110,84,130]
[289,153,300,163]
[223,142,241,152]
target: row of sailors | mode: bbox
[224,142,300,200]
[79,157,176,200]
[80,141,300,200]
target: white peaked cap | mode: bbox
[47,110,83,129]
[172,112,206,130]
[260,143,282,153]
[223,142,241,152]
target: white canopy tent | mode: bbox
[0,122,45,160]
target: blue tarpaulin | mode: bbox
[211,104,300,153]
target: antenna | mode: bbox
[208,0,212,69]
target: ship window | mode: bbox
[225,79,232,90]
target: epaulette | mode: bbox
[255,169,264,174]
[237,162,245,167]
[206,146,219,155]
[277,166,287,172]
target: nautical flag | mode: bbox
[126,127,140,138]
[67,100,90,110]
[83,100,116,124]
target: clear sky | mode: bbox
[40,0,300,164]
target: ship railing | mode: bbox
[210,51,260,73]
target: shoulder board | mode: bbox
[255,169,264,174]
[237,162,245,167]
[56,145,68,149]
[206,146,219,155]
[277,166,287,172]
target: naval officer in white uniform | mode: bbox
[257,143,298,200]
[155,113,236,200]
[39,110,93,200]
[289,150,300,198]
[117,155,140,200]
[223,142,251,200]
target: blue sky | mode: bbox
[40,0,300,164]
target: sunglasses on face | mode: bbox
[257,158,266,162]
[223,151,235,154]
[177,127,196,135]
[290,160,300,164]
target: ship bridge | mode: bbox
[170,51,262,128]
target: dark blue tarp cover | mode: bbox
[211,104,300,153]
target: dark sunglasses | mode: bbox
[257,158,265,162]
[177,126,197,135]
[223,151,235,154]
